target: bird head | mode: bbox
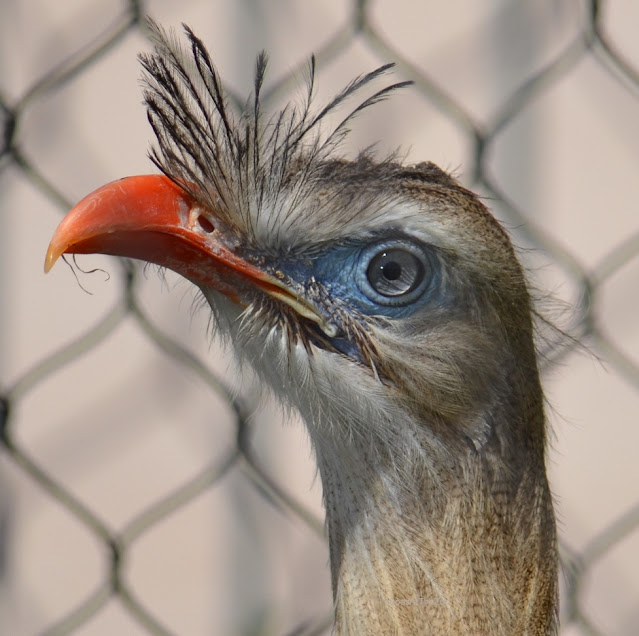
[46,22,544,484]
[45,23,559,631]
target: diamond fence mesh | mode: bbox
[1,0,638,634]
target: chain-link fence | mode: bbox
[1,0,638,634]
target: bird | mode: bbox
[45,21,558,635]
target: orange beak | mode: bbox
[45,174,336,335]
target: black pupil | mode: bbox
[366,248,425,297]
[381,260,402,281]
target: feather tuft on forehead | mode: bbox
[139,20,412,246]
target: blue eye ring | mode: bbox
[356,240,433,307]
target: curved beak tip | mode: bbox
[44,241,63,273]
[43,174,185,275]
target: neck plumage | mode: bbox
[310,402,558,635]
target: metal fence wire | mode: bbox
[1,0,638,634]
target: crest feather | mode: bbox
[140,20,412,243]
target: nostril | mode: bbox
[197,215,215,233]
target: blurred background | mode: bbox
[1,1,638,634]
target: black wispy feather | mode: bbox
[139,20,412,243]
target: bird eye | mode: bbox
[367,248,424,296]
[357,241,432,306]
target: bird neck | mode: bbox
[310,410,558,635]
